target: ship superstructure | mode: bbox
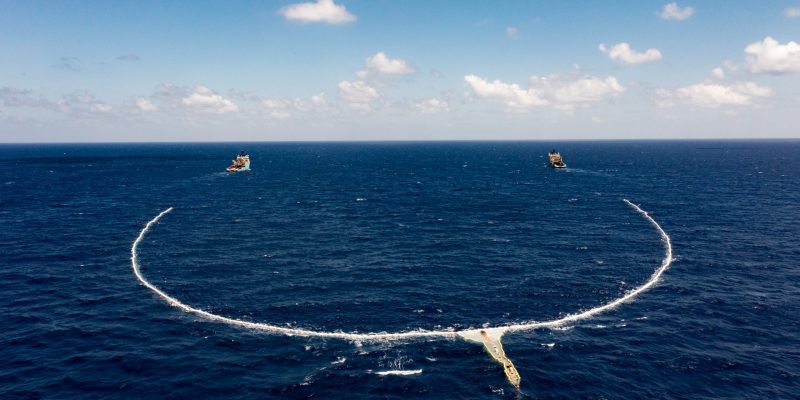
[548,150,566,168]
[227,151,251,172]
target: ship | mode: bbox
[226,150,251,172]
[548,150,566,169]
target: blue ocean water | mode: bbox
[1,141,798,399]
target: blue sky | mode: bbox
[1,0,799,142]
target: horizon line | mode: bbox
[2,137,800,145]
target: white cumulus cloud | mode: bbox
[785,7,800,18]
[415,98,449,114]
[136,98,157,112]
[538,75,625,109]
[261,99,292,119]
[279,0,356,25]
[294,92,328,112]
[599,42,663,66]
[90,103,113,113]
[338,80,380,111]
[659,2,694,20]
[744,37,800,74]
[464,75,547,109]
[357,52,416,78]
[260,92,328,118]
[311,92,327,107]
[181,86,238,113]
[659,81,773,108]
[464,73,624,111]
[711,67,725,80]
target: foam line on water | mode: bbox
[500,199,673,333]
[374,370,423,376]
[131,199,672,341]
[131,207,449,341]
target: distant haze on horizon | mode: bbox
[1,0,799,142]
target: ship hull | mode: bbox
[226,161,251,172]
[547,152,566,169]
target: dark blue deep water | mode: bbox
[1,141,798,399]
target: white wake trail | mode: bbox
[131,199,672,341]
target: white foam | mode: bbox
[553,325,574,331]
[131,199,672,341]
[374,369,422,376]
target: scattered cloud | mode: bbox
[279,0,356,25]
[0,87,60,110]
[338,80,380,111]
[153,82,187,102]
[143,83,195,115]
[53,56,82,71]
[711,67,725,79]
[296,92,328,111]
[464,75,547,109]
[2,84,334,122]
[261,99,292,119]
[90,103,113,113]
[0,87,32,106]
[117,53,141,62]
[464,73,624,111]
[785,7,800,18]
[659,2,694,21]
[658,81,773,108]
[415,98,449,114]
[56,91,117,116]
[722,59,739,72]
[357,52,416,79]
[506,26,518,38]
[0,87,120,116]
[181,86,239,113]
[260,92,328,118]
[135,98,157,112]
[744,37,800,74]
[536,74,625,110]
[599,42,663,66]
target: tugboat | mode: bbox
[548,150,566,168]
[226,150,251,172]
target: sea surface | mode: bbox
[1,141,798,399]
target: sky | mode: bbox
[0,0,799,142]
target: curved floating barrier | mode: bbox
[131,199,673,389]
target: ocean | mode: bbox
[1,141,798,399]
